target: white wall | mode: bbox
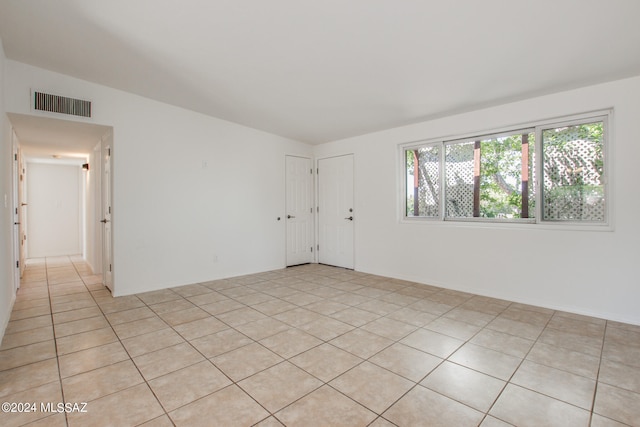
[314,76,640,325]
[27,162,82,257]
[0,37,15,339]
[5,60,312,296]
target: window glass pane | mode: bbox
[542,121,605,221]
[406,146,440,217]
[445,141,474,217]
[480,132,535,219]
[445,131,534,220]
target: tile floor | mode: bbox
[1,256,639,427]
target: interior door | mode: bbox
[102,142,113,291]
[318,154,354,269]
[11,139,21,289]
[18,149,26,278]
[285,155,314,266]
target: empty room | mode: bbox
[0,1,639,426]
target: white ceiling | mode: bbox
[1,0,640,144]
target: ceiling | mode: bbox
[1,0,640,144]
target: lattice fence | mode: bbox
[543,123,605,221]
[445,142,474,217]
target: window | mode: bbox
[403,113,609,226]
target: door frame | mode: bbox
[101,132,114,292]
[315,153,355,270]
[11,131,21,290]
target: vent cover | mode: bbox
[33,91,92,118]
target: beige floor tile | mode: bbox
[480,416,516,427]
[255,416,285,427]
[0,358,59,398]
[98,296,145,314]
[185,291,228,306]
[121,328,184,357]
[424,317,482,341]
[5,315,52,335]
[138,415,175,427]
[133,342,205,380]
[422,361,506,412]
[329,306,381,327]
[190,328,253,358]
[360,316,418,341]
[149,299,195,316]
[298,316,355,341]
[276,385,376,427]
[599,358,640,393]
[368,416,397,426]
[239,361,322,412]
[0,381,63,427]
[593,382,640,426]
[235,317,291,341]
[52,306,103,324]
[470,328,534,358]
[498,307,553,326]
[62,359,144,402]
[9,305,51,321]
[407,299,454,316]
[24,413,68,427]
[602,340,640,369]
[173,316,229,340]
[260,328,323,359]
[547,315,606,338]
[369,342,442,382]
[400,328,464,359]
[589,414,631,427]
[0,326,53,350]
[105,306,157,325]
[290,343,363,382]
[538,327,603,358]
[54,315,109,338]
[67,383,164,427]
[489,384,590,427]
[56,327,118,355]
[449,343,522,381]
[200,298,246,315]
[137,288,182,305]
[252,299,298,316]
[274,307,325,327]
[58,341,130,378]
[442,307,496,327]
[171,283,212,298]
[486,317,545,340]
[511,360,595,409]
[386,307,438,327]
[148,361,232,412]
[158,306,210,326]
[169,385,269,427]
[0,340,57,370]
[383,385,484,427]
[526,341,601,379]
[216,306,268,327]
[330,329,393,359]
[330,361,414,414]
[212,342,283,381]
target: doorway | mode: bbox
[317,154,354,269]
[285,155,314,266]
[8,113,113,291]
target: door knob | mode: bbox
[345,216,353,221]
[287,215,295,219]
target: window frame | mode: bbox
[399,110,612,230]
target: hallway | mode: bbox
[1,257,639,426]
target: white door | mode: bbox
[11,140,21,289]
[18,149,26,278]
[285,156,314,266]
[318,154,354,269]
[102,142,113,291]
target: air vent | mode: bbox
[33,91,91,118]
